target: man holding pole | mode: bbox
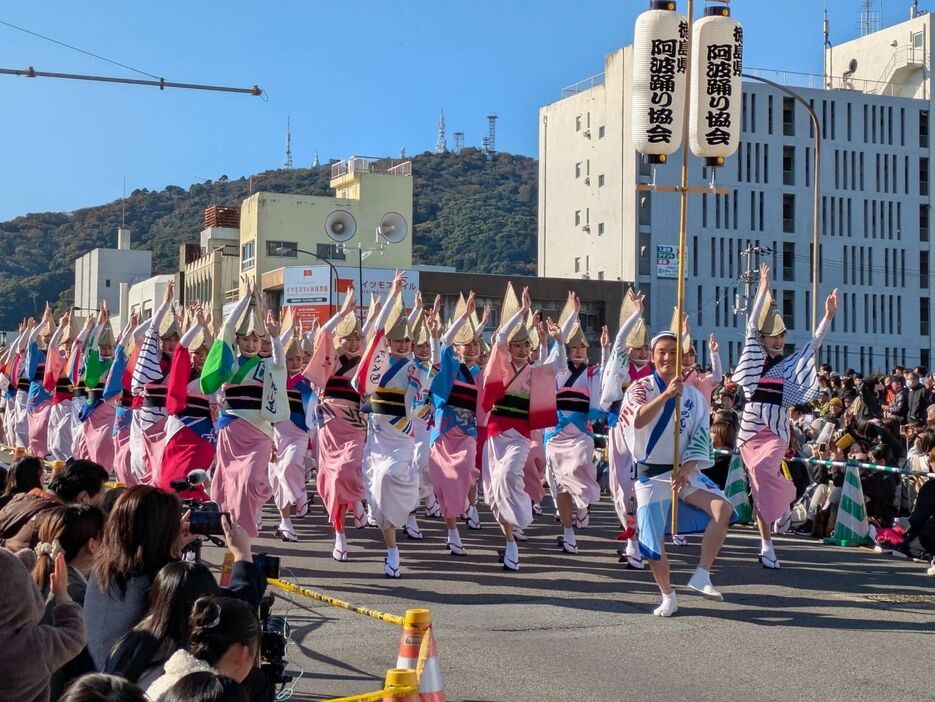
[620,331,733,617]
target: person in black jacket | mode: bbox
[906,371,929,425]
[886,376,909,422]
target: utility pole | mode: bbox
[734,244,771,326]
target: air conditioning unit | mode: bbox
[582,224,591,232]
[584,177,591,185]
[583,129,591,138]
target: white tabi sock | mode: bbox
[760,539,776,561]
[447,529,462,547]
[386,546,400,570]
[563,527,576,545]
[690,566,712,588]
[626,537,640,557]
[505,539,519,563]
[278,516,293,531]
[334,531,347,551]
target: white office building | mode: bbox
[73,227,152,325]
[539,12,934,374]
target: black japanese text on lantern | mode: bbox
[646,20,688,145]
[704,26,743,147]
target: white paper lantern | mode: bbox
[632,1,689,163]
[689,6,743,165]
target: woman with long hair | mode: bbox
[84,485,192,669]
[0,454,43,510]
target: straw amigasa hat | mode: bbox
[501,282,530,344]
[559,294,588,348]
[410,308,430,346]
[97,318,115,347]
[159,300,182,339]
[37,303,54,337]
[384,293,411,342]
[450,293,480,345]
[668,307,692,355]
[621,287,648,349]
[235,289,267,339]
[61,313,78,345]
[757,287,786,336]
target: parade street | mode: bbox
[231,499,934,702]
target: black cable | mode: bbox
[0,18,161,79]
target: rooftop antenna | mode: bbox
[311,151,320,168]
[484,114,497,156]
[453,131,464,152]
[400,146,407,158]
[911,1,920,19]
[283,116,293,169]
[435,108,447,153]
[859,0,881,36]
[823,4,833,89]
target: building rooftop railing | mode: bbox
[744,66,916,98]
[561,72,605,98]
[330,156,412,180]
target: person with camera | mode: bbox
[105,514,266,690]
[145,596,261,702]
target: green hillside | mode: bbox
[0,148,537,328]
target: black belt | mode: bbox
[633,462,673,480]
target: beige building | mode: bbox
[180,206,241,324]
[238,156,413,292]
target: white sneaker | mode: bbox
[687,570,724,601]
[672,534,688,546]
[653,592,678,617]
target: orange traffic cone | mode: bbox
[396,609,445,702]
[382,669,419,702]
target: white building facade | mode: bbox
[73,227,152,324]
[539,16,934,375]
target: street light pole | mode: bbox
[283,247,338,317]
[742,73,822,339]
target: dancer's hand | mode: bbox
[600,325,610,350]
[671,470,687,494]
[661,378,683,401]
[825,289,839,319]
[709,334,719,354]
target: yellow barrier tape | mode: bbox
[326,685,419,702]
[269,578,405,626]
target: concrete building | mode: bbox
[127,274,174,322]
[180,205,241,324]
[239,156,413,293]
[539,14,934,374]
[73,227,152,323]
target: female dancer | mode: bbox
[270,315,315,542]
[160,304,216,499]
[355,271,433,578]
[481,284,564,571]
[103,313,143,486]
[599,289,647,568]
[25,306,54,457]
[303,288,367,561]
[733,264,837,569]
[428,292,481,555]
[78,305,118,468]
[200,278,287,536]
[43,313,77,462]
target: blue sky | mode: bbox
[0,0,922,220]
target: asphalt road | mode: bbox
[213,497,933,702]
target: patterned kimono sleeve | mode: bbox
[681,392,714,471]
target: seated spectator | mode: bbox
[145,597,261,702]
[0,548,85,702]
[84,486,193,670]
[58,673,147,702]
[164,672,248,702]
[900,478,935,568]
[0,460,108,553]
[705,419,736,490]
[31,504,106,698]
[863,445,900,525]
[106,516,266,688]
[0,455,44,510]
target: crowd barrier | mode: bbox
[268,579,445,702]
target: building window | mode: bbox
[921,297,930,336]
[782,290,795,331]
[598,126,605,139]
[783,146,795,186]
[105,279,111,288]
[782,242,795,281]
[598,174,605,187]
[575,162,581,179]
[920,110,929,148]
[922,205,929,242]
[921,157,929,196]
[597,271,604,280]
[576,115,581,132]
[922,251,930,290]
[782,194,795,233]
[598,222,605,236]
[241,241,255,271]
[316,243,346,261]
[574,210,581,226]
[782,97,795,136]
[266,240,297,257]
[574,257,581,273]
[639,193,651,226]
[639,231,651,277]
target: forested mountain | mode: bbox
[0,148,537,327]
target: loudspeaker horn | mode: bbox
[324,210,357,242]
[376,211,408,243]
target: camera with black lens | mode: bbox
[259,593,291,697]
[170,470,221,559]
